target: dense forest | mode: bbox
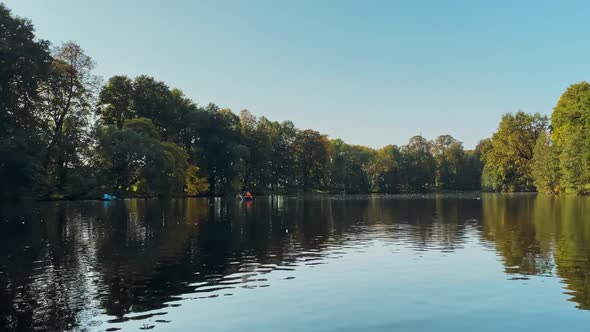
[1,4,589,200]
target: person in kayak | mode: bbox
[245,191,253,199]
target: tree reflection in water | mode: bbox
[0,194,589,329]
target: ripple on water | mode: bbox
[1,195,590,330]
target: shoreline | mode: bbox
[0,191,545,204]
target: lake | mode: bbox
[1,194,589,331]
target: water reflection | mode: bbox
[0,194,589,330]
[481,194,590,308]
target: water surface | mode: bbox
[1,194,589,331]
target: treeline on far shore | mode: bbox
[1,4,589,200]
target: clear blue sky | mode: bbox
[5,0,590,148]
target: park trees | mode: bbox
[551,82,590,194]
[460,148,483,191]
[328,140,373,193]
[130,75,176,138]
[558,128,589,194]
[39,42,99,193]
[195,106,249,194]
[185,165,209,196]
[399,136,436,192]
[97,75,134,128]
[293,130,331,191]
[480,112,548,192]
[432,135,465,190]
[94,118,189,196]
[531,131,560,194]
[377,145,403,193]
[237,112,299,192]
[364,145,396,192]
[96,75,212,195]
[0,4,51,199]
[14,1,586,199]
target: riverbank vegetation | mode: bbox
[480,83,590,195]
[1,4,589,199]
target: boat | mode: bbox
[102,194,119,201]
[237,194,254,201]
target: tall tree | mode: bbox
[238,109,264,190]
[293,130,331,191]
[531,131,560,194]
[378,145,403,193]
[551,82,590,147]
[558,128,589,194]
[185,165,209,195]
[40,42,99,191]
[551,82,590,193]
[400,136,436,192]
[460,148,483,191]
[196,105,249,195]
[432,135,465,190]
[0,4,51,198]
[131,75,175,138]
[95,118,161,195]
[97,75,134,128]
[168,88,208,155]
[480,112,548,192]
[95,118,189,196]
[269,120,297,190]
[327,140,373,193]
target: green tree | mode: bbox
[399,136,436,192]
[328,140,373,193]
[131,75,182,139]
[39,42,99,193]
[559,128,589,194]
[460,148,483,190]
[97,75,134,128]
[480,112,548,192]
[551,82,590,193]
[363,145,396,192]
[293,129,331,191]
[238,112,297,192]
[478,138,501,191]
[238,110,266,190]
[432,135,465,190]
[95,118,189,196]
[196,105,249,195]
[124,117,161,139]
[377,145,402,193]
[144,141,188,195]
[185,165,209,195]
[268,120,297,190]
[531,131,560,194]
[0,4,51,199]
[551,82,590,147]
[95,121,160,195]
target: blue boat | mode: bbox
[102,194,119,201]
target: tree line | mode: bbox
[480,82,590,195]
[1,4,588,199]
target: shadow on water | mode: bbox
[0,194,589,329]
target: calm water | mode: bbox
[1,194,589,331]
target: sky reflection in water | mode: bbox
[1,194,589,331]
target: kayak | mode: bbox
[237,194,254,200]
[102,194,119,201]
